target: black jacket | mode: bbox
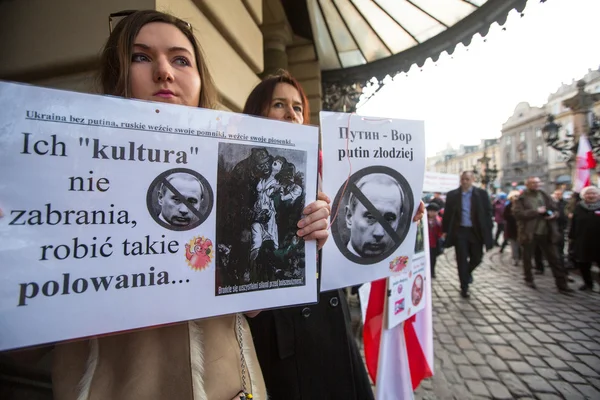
[554,199,568,232]
[568,203,600,263]
[441,186,493,250]
[503,202,518,240]
[248,289,374,400]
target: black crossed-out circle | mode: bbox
[331,166,414,265]
[146,168,214,231]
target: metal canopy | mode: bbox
[283,0,529,85]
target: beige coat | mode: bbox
[52,314,266,400]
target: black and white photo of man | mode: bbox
[345,174,405,258]
[158,172,204,227]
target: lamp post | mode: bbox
[542,79,600,171]
[472,147,499,192]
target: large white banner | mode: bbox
[0,82,319,351]
[320,112,425,291]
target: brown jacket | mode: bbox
[512,189,560,245]
[52,315,266,400]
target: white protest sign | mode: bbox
[320,112,425,291]
[386,213,429,329]
[0,82,318,351]
[423,171,459,193]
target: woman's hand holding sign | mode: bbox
[413,201,425,222]
[297,191,331,250]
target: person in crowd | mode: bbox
[429,192,445,209]
[551,189,568,271]
[7,11,333,400]
[442,171,493,298]
[493,192,507,247]
[501,190,521,266]
[427,202,444,278]
[512,176,572,293]
[243,70,424,399]
[566,191,581,268]
[568,185,600,291]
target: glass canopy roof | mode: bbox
[290,0,529,84]
[308,0,485,71]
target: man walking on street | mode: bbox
[512,177,573,293]
[442,171,493,298]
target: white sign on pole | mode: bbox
[320,112,426,291]
[0,82,318,351]
[386,213,429,329]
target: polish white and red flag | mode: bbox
[574,134,597,192]
[362,270,434,399]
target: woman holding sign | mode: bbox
[5,10,332,400]
[243,71,371,399]
[243,71,425,399]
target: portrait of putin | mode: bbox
[345,174,404,258]
[158,172,204,227]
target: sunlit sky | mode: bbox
[357,0,600,157]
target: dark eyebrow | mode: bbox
[133,43,193,56]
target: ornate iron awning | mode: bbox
[283,0,532,111]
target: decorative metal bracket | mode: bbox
[321,80,364,113]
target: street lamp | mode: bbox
[542,79,600,167]
[541,114,577,165]
[472,147,499,192]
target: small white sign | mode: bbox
[0,82,319,351]
[386,213,430,329]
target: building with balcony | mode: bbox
[500,102,548,191]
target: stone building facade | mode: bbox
[544,69,600,187]
[500,102,549,191]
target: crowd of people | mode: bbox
[426,173,600,297]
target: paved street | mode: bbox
[413,248,600,400]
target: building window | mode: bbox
[535,128,542,138]
[536,145,543,160]
[553,103,560,115]
[519,132,525,142]
[506,136,512,145]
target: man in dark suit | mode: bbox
[442,171,493,298]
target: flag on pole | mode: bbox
[363,278,386,383]
[574,134,597,192]
[363,215,434,399]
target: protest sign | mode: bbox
[0,82,318,351]
[386,213,429,329]
[320,112,425,291]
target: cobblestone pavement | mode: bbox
[412,247,600,400]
